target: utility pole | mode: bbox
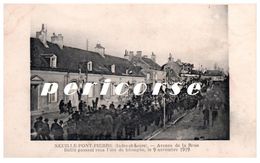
[163,97,166,128]
[163,72,168,128]
[85,62,89,106]
[86,39,89,51]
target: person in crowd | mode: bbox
[67,118,77,140]
[67,100,73,114]
[33,116,44,140]
[202,106,210,127]
[83,102,87,112]
[59,100,65,114]
[87,105,91,113]
[78,100,84,113]
[211,104,218,127]
[42,118,51,140]
[196,100,203,110]
[109,102,115,110]
[58,120,64,140]
[116,104,122,110]
[114,113,124,140]
[51,119,64,140]
[72,111,80,121]
[35,78,210,140]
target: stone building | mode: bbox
[162,53,196,83]
[123,50,166,89]
[31,25,145,115]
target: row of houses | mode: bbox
[162,53,226,83]
[31,24,166,115]
[30,24,226,115]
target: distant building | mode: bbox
[162,53,198,82]
[123,50,166,89]
[201,70,225,81]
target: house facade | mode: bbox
[31,24,145,115]
[162,54,192,82]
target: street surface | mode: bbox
[151,108,228,140]
[151,82,229,140]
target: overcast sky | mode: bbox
[31,4,228,70]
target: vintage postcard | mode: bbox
[4,4,256,157]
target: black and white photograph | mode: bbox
[30,4,230,141]
[3,0,258,157]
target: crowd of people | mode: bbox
[32,78,227,140]
[32,117,64,140]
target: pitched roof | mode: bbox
[141,57,161,70]
[104,54,139,75]
[190,70,201,75]
[204,70,223,76]
[30,38,144,77]
[161,61,182,74]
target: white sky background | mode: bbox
[31,4,228,70]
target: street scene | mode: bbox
[150,81,229,140]
[31,77,229,140]
[30,5,229,141]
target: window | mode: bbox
[47,82,58,103]
[154,73,158,80]
[111,64,115,73]
[88,83,94,97]
[48,91,57,103]
[111,84,116,96]
[146,73,150,80]
[50,55,57,68]
[87,61,92,71]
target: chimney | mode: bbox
[36,24,48,48]
[124,49,128,55]
[151,52,156,62]
[95,43,105,57]
[41,24,47,31]
[136,51,142,58]
[86,39,89,51]
[51,33,64,49]
[124,49,131,61]
[168,53,173,62]
[129,51,134,61]
[176,59,182,64]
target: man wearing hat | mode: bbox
[42,118,51,140]
[51,119,64,140]
[33,116,44,140]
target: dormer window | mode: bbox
[126,69,133,75]
[111,64,115,73]
[40,53,57,68]
[50,55,57,68]
[87,61,93,71]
